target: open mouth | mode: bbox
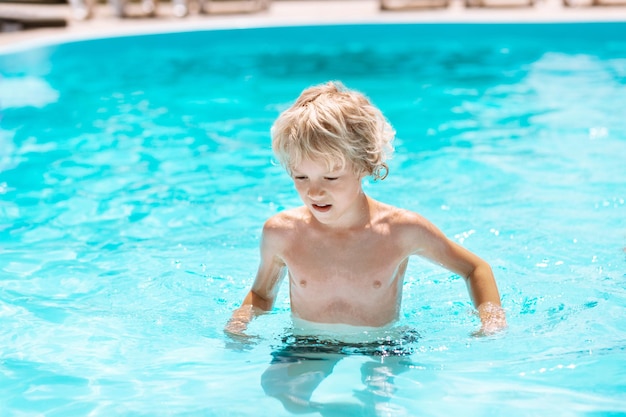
[312,204,332,213]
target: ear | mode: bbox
[371,164,388,181]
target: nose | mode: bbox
[306,182,325,200]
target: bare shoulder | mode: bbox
[263,207,306,232]
[372,200,434,229]
[261,207,307,247]
[371,200,445,247]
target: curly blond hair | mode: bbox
[271,81,395,181]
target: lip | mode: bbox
[312,203,332,213]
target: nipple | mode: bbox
[299,279,307,288]
[373,280,382,289]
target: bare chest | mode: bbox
[288,243,398,288]
[282,231,408,326]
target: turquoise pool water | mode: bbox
[1,23,625,416]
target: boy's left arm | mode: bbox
[409,218,507,334]
[460,251,507,335]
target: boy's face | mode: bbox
[290,158,364,227]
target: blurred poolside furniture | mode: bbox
[67,0,270,19]
[563,0,626,5]
[0,0,67,31]
[379,0,449,9]
[465,0,535,7]
[172,0,270,17]
[68,0,158,19]
[108,0,157,16]
[68,0,92,19]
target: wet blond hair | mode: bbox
[271,81,395,181]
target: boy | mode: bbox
[225,81,506,341]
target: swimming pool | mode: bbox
[1,22,625,416]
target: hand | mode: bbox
[224,319,259,351]
[224,304,259,337]
[224,317,248,337]
[223,301,265,348]
[474,302,507,336]
[224,318,256,340]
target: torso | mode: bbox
[274,199,414,327]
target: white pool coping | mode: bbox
[1,0,626,53]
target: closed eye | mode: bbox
[294,176,307,180]
[324,177,339,181]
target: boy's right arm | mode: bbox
[224,218,287,338]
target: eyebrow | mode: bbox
[291,168,343,176]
